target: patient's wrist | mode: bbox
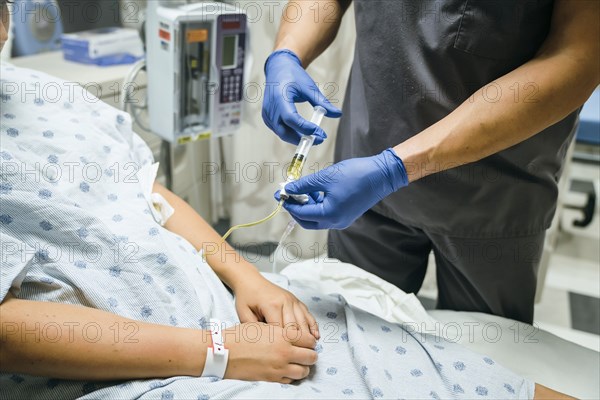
[221,261,263,292]
[178,328,211,377]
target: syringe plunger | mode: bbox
[310,105,326,126]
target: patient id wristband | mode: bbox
[201,319,229,379]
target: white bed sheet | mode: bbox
[280,259,600,399]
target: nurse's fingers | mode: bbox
[283,201,325,224]
[281,102,327,144]
[309,191,324,203]
[274,120,310,146]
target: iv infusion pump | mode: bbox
[146,2,248,144]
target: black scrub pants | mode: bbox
[328,209,545,324]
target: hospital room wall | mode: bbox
[224,3,357,260]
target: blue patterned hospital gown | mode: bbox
[0,64,534,399]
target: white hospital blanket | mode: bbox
[281,258,439,329]
[281,261,599,399]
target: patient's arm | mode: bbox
[152,182,265,292]
[0,294,317,382]
[0,298,573,393]
[152,182,320,338]
[0,293,208,380]
[535,384,575,400]
[0,183,319,382]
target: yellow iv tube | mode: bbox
[203,200,284,259]
[220,199,285,242]
[219,150,307,245]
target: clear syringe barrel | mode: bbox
[281,106,327,197]
[294,106,326,159]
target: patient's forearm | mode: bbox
[153,183,263,291]
[0,296,208,380]
[534,384,575,400]
[0,298,577,395]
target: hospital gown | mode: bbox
[0,64,535,399]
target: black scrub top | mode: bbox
[335,0,580,238]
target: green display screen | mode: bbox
[222,35,236,69]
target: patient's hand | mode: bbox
[223,322,317,383]
[234,274,320,340]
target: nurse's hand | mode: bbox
[262,49,342,145]
[234,273,320,340]
[277,149,409,229]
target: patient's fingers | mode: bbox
[237,306,259,323]
[291,347,318,366]
[299,302,320,339]
[284,364,311,381]
[261,303,283,327]
[292,302,311,338]
[282,302,297,331]
[289,326,317,349]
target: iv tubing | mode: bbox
[203,200,284,260]
[221,199,284,242]
[272,219,297,273]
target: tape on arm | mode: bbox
[136,162,175,226]
[201,319,229,379]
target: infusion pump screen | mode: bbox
[222,35,237,69]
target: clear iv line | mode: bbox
[272,219,297,273]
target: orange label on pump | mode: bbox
[158,29,170,41]
[187,29,208,43]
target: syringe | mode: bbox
[208,106,329,264]
[273,105,327,273]
[279,105,327,201]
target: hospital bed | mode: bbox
[429,310,598,398]
[278,260,600,399]
[2,58,600,398]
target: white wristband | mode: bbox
[201,319,229,379]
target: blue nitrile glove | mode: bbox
[262,49,342,145]
[275,149,409,230]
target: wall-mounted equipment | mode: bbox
[146,1,248,144]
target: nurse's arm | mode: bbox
[274,0,352,66]
[394,0,599,182]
